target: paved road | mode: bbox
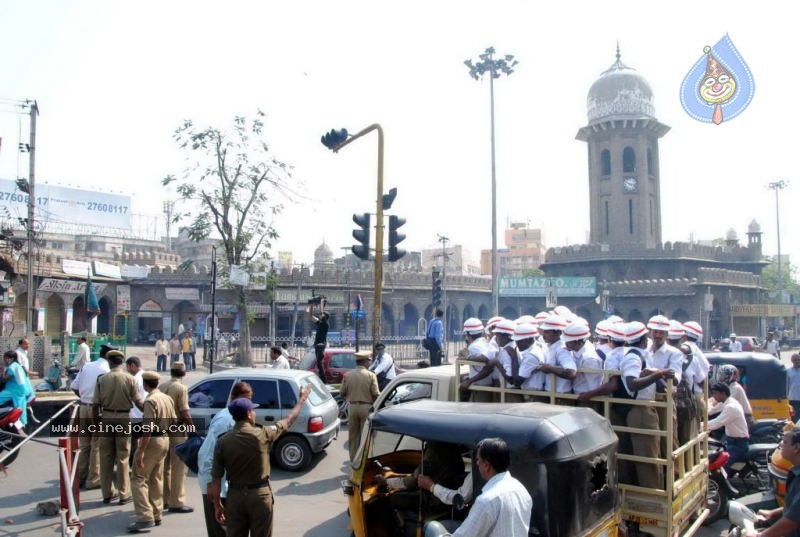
[0,345,351,536]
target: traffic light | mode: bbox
[387,215,406,262]
[352,213,371,260]
[382,187,397,210]
[320,128,349,150]
[432,269,442,308]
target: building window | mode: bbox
[649,198,654,236]
[629,199,634,234]
[600,149,611,176]
[647,148,654,175]
[623,147,636,173]
[605,201,609,236]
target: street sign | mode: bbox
[499,276,596,297]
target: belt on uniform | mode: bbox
[228,479,270,490]
[79,402,93,406]
[349,401,372,405]
[102,408,130,413]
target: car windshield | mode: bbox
[300,374,331,406]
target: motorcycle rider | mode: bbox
[714,364,754,428]
[708,383,749,468]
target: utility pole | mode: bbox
[25,100,38,333]
[290,263,304,345]
[209,246,217,373]
[437,234,450,347]
[163,201,175,250]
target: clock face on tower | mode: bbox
[623,176,638,193]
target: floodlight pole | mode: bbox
[330,124,385,343]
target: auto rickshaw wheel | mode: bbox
[704,473,729,525]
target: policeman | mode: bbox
[159,361,195,513]
[128,371,178,533]
[209,386,311,537]
[93,349,143,505]
[341,350,379,461]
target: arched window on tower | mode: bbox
[647,148,654,175]
[600,149,611,176]
[628,199,634,234]
[623,147,636,173]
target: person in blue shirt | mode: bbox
[197,381,254,537]
[426,309,444,367]
[0,350,32,426]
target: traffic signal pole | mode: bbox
[326,124,385,342]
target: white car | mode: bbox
[187,368,340,471]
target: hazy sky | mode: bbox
[0,1,797,268]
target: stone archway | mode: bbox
[44,294,65,336]
[97,296,112,334]
[445,304,460,342]
[400,303,420,337]
[671,308,689,323]
[628,309,644,322]
[462,304,475,323]
[381,302,395,337]
[72,295,87,333]
[477,304,490,323]
[500,306,517,320]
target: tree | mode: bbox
[761,260,800,302]
[163,111,294,366]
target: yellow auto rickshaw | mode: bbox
[343,400,621,537]
[707,352,792,420]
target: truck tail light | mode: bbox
[308,416,324,433]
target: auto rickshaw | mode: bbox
[343,399,620,537]
[706,352,792,420]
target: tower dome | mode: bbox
[747,219,761,233]
[313,241,334,265]
[586,46,656,125]
[725,228,738,242]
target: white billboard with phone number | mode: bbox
[0,178,131,229]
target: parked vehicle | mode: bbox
[186,368,340,471]
[0,406,25,467]
[707,352,792,420]
[298,348,358,384]
[344,400,620,537]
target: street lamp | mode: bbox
[321,124,386,342]
[767,180,789,298]
[465,47,518,316]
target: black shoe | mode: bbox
[168,506,194,514]
[119,496,133,505]
[103,494,119,504]
[154,519,161,526]
[127,521,154,533]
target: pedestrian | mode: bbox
[788,354,800,420]
[126,356,147,467]
[341,351,379,461]
[155,334,169,373]
[169,334,181,367]
[14,338,30,375]
[268,346,290,369]
[764,332,781,359]
[70,344,112,489]
[93,349,144,505]
[182,332,196,371]
[308,298,329,383]
[729,333,743,352]
[127,370,177,533]
[425,309,444,367]
[368,342,396,390]
[74,336,91,370]
[159,361,195,514]
[423,437,532,537]
[0,351,32,425]
[197,382,253,537]
[209,386,312,537]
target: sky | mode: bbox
[0,1,797,269]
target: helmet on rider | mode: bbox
[715,364,738,385]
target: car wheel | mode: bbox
[275,435,312,471]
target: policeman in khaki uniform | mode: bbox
[93,350,144,505]
[209,386,311,537]
[128,371,178,533]
[340,351,380,461]
[159,361,195,513]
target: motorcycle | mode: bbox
[749,418,789,444]
[705,441,737,524]
[0,406,25,467]
[326,385,349,422]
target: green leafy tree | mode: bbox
[163,111,294,366]
[761,260,800,301]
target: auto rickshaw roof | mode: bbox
[706,351,787,399]
[370,400,617,461]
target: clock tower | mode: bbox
[576,47,670,249]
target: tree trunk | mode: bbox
[237,285,253,367]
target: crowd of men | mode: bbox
[69,344,196,533]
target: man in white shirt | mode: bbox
[424,437,532,537]
[460,319,507,401]
[764,332,781,358]
[729,333,743,352]
[70,348,111,489]
[538,315,576,396]
[269,346,290,369]
[74,336,91,370]
[562,322,603,396]
[515,324,546,397]
[126,356,147,466]
[15,338,30,374]
[708,382,749,468]
[154,334,170,372]
[787,354,800,420]
[369,342,396,390]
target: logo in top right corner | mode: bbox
[680,33,755,125]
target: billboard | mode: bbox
[499,276,597,297]
[0,178,132,229]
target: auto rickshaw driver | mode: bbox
[374,441,465,529]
